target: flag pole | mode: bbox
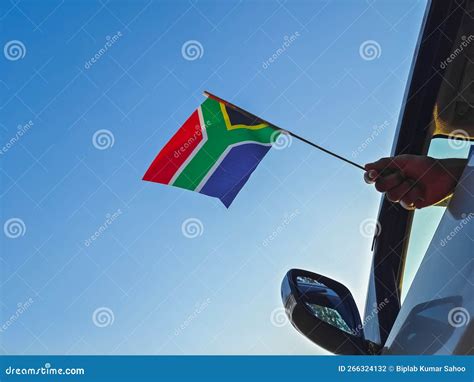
[203,91,365,171]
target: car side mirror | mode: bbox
[281,268,376,354]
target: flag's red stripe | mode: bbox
[143,110,203,184]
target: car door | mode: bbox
[383,151,473,354]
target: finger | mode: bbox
[374,171,405,192]
[400,186,425,208]
[385,180,414,202]
[389,154,420,167]
[389,155,425,179]
[366,154,421,174]
[364,170,379,184]
[414,197,430,209]
[365,157,394,172]
[400,200,416,210]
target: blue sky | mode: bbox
[0,0,428,354]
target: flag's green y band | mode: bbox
[172,98,277,191]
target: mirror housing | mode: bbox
[281,268,375,355]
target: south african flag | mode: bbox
[143,95,281,207]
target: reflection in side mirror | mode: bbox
[295,275,358,335]
[281,269,377,355]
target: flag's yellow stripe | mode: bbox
[219,103,268,131]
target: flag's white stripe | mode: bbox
[169,107,208,185]
[194,140,272,193]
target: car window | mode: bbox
[400,139,472,302]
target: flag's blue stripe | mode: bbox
[199,143,271,207]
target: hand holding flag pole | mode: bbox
[203,91,365,171]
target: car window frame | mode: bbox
[362,0,467,346]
